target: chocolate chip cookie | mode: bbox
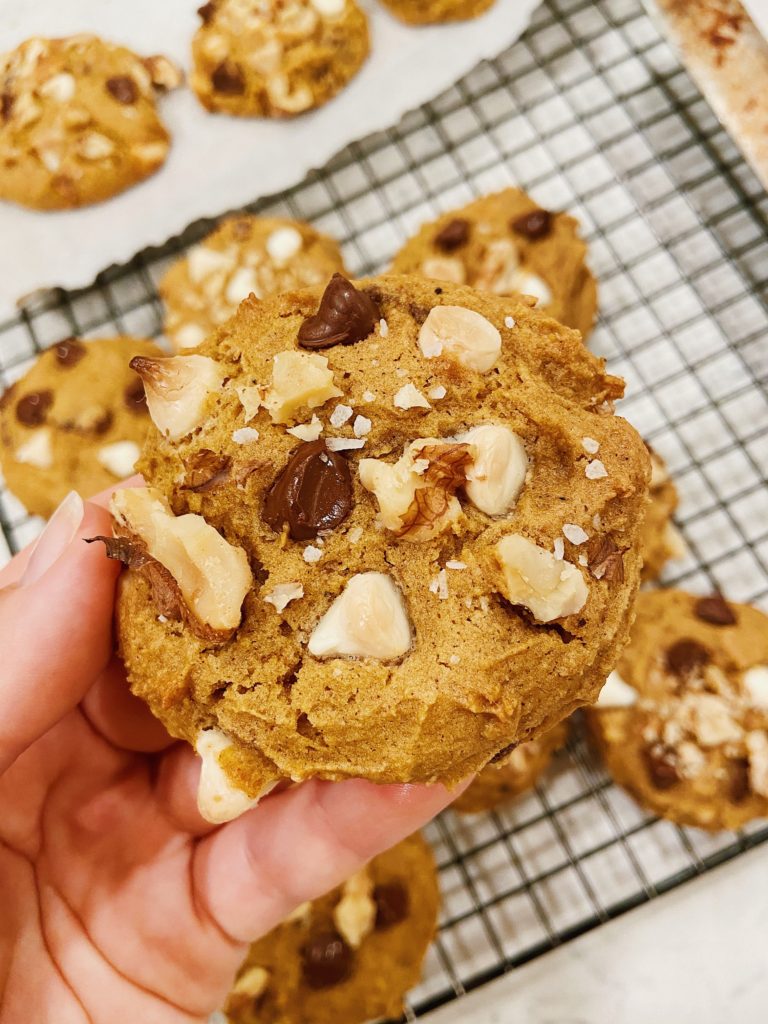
[391,189,597,340]
[160,216,347,351]
[641,445,686,580]
[0,35,181,210]
[221,832,439,1024]
[452,721,568,813]
[586,589,768,831]
[378,0,497,24]
[105,273,649,818]
[0,336,161,517]
[191,0,370,117]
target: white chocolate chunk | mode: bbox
[15,428,53,469]
[263,582,304,612]
[516,271,552,306]
[595,670,638,708]
[264,351,341,424]
[421,256,467,285]
[266,226,303,265]
[308,572,412,661]
[225,266,258,306]
[310,0,347,17]
[187,244,235,284]
[495,534,588,622]
[39,72,76,101]
[236,384,264,422]
[174,323,207,350]
[132,355,226,440]
[747,730,768,797]
[418,305,502,373]
[96,440,140,478]
[458,423,527,516]
[195,729,262,824]
[229,966,270,1003]
[287,414,323,441]
[333,869,376,948]
[582,436,600,454]
[743,666,768,709]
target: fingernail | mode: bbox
[20,491,84,588]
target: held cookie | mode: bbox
[161,216,347,351]
[0,336,160,518]
[641,445,686,581]
[391,189,597,339]
[191,0,370,117]
[0,35,181,210]
[586,590,768,831]
[452,721,568,814]
[106,273,649,818]
[221,833,439,1024]
[378,0,497,24]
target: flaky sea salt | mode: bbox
[287,415,322,441]
[429,569,449,600]
[428,384,447,400]
[446,560,467,570]
[379,318,389,338]
[330,404,354,428]
[586,459,608,480]
[504,316,516,329]
[347,526,363,544]
[582,436,600,454]
[563,523,589,545]
[449,654,461,665]
[303,545,323,563]
[353,415,372,437]
[362,390,376,403]
[394,383,430,410]
[232,427,259,444]
[553,537,565,560]
[326,437,366,451]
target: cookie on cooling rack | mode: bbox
[0,35,181,210]
[378,0,497,24]
[640,444,686,581]
[103,272,648,817]
[160,216,348,351]
[452,721,568,814]
[586,589,768,832]
[0,336,161,518]
[391,188,597,340]
[221,833,439,1024]
[191,0,369,117]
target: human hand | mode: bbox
[0,488,458,1024]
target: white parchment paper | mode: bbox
[0,0,539,318]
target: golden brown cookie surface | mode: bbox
[0,336,161,518]
[391,188,597,340]
[640,445,686,580]
[586,589,768,831]
[379,0,496,24]
[452,721,568,813]
[0,35,180,210]
[111,273,648,803]
[161,216,347,351]
[191,0,369,117]
[222,833,439,1024]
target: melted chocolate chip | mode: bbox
[374,882,409,930]
[106,75,138,104]
[694,594,737,627]
[54,337,86,368]
[197,1,217,22]
[643,744,679,790]
[510,208,553,240]
[434,217,470,252]
[16,389,53,426]
[124,378,147,414]
[728,758,750,803]
[1,91,13,123]
[211,60,245,94]
[262,439,353,541]
[297,274,380,350]
[666,638,710,677]
[301,932,353,989]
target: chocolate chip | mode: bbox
[694,594,737,627]
[510,208,553,240]
[587,535,624,582]
[211,60,245,94]
[124,378,147,414]
[301,932,353,989]
[106,75,138,104]
[434,217,470,252]
[666,638,710,677]
[16,390,53,426]
[728,757,750,803]
[297,274,380,350]
[54,337,86,368]
[1,91,13,123]
[643,744,679,790]
[374,882,409,929]
[263,439,353,541]
[197,1,217,22]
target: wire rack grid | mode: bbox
[1,0,767,1018]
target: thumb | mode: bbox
[0,492,120,773]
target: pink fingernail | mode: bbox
[20,491,84,587]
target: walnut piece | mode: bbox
[130,354,226,440]
[308,572,412,661]
[263,351,342,424]
[333,869,376,949]
[495,534,588,622]
[418,305,502,373]
[458,423,528,516]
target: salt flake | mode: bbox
[303,545,323,563]
[563,523,589,545]
[353,415,372,437]
[232,427,259,444]
[393,383,431,410]
[582,436,600,454]
[329,404,354,428]
[586,459,608,480]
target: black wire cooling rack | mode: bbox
[1,0,767,1018]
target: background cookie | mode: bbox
[378,0,497,24]
[0,35,181,210]
[452,721,568,814]
[391,188,597,339]
[191,0,370,117]
[0,336,161,517]
[160,215,347,351]
[110,273,648,810]
[641,444,686,580]
[222,833,439,1024]
[586,589,768,831]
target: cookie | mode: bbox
[586,589,768,831]
[161,216,347,351]
[378,0,496,24]
[0,35,181,210]
[452,721,568,813]
[191,0,369,117]
[0,336,161,518]
[640,445,686,580]
[221,832,439,1024]
[104,272,649,818]
[391,189,597,340]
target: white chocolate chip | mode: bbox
[77,131,115,160]
[132,355,226,440]
[582,437,600,454]
[428,384,447,400]
[595,670,638,708]
[263,582,304,612]
[96,440,140,478]
[687,693,743,748]
[308,572,412,660]
[743,666,768,709]
[229,966,270,1004]
[421,256,467,285]
[303,545,323,563]
[494,534,588,622]
[174,323,207,350]
[266,226,303,265]
[563,523,589,546]
[353,415,371,437]
[264,351,341,424]
[330,404,354,428]
[419,305,502,373]
[225,266,258,306]
[516,271,552,307]
[232,427,259,444]
[39,71,76,101]
[585,459,608,480]
[15,428,53,469]
[187,244,235,284]
[195,728,263,824]
[393,383,430,410]
[333,869,376,949]
[287,414,323,441]
[458,423,528,517]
